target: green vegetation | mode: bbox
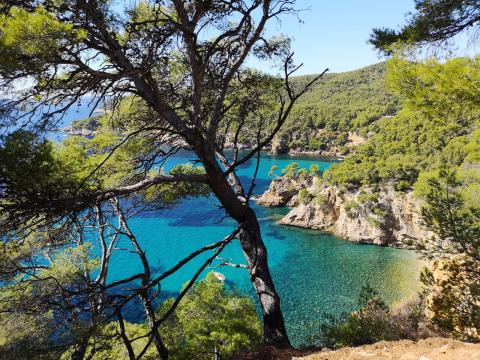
[357,191,378,205]
[281,162,300,178]
[417,170,480,341]
[323,170,480,347]
[309,164,320,175]
[158,273,262,359]
[370,0,480,55]
[1,0,323,349]
[275,62,399,153]
[343,200,359,218]
[317,56,480,345]
[314,193,328,207]
[70,116,101,132]
[320,285,392,348]
[273,55,480,348]
[318,285,431,348]
[54,273,260,360]
[59,322,156,360]
[268,164,279,178]
[325,56,480,191]
[298,188,314,205]
[1,0,480,355]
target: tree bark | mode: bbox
[70,337,89,360]
[238,209,291,348]
[199,147,291,348]
[140,291,170,360]
[115,198,170,359]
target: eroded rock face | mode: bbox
[271,136,290,155]
[255,175,312,207]
[257,176,432,247]
[278,184,339,230]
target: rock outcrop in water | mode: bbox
[256,175,432,247]
[271,136,290,155]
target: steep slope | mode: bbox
[273,62,399,155]
[256,175,430,247]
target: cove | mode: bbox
[104,149,421,346]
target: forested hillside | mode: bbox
[274,62,399,154]
[67,63,399,157]
[325,57,480,193]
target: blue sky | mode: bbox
[111,1,477,76]
[253,0,417,75]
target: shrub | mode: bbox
[372,207,387,217]
[320,285,392,348]
[268,165,278,178]
[343,200,359,218]
[417,170,480,341]
[357,191,378,204]
[394,180,411,192]
[159,273,262,359]
[281,162,299,178]
[318,285,435,349]
[310,164,320,175]
[298,168,309,181]
[314,193,328,207]
[56,273,262,360]
[298,189,314,205]
[420,258,480,342]
[367,215,382,228]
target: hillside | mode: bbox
[274,62,399,155]
[66,63,398,157]
[325,57,480,190]
[257,57,480,248]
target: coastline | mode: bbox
[255,175,432,249]
[57,127,346,160]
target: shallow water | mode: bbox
[106,149,420,346]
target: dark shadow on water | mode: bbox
[108,284,179,323]
[167,207,231,227]
[265,227,287,240]
[237,175,271,194]
[132,197,239,228]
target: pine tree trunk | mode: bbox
[199,149,291,348]
[140,291,170,359]
[238,208,291,348]
[71,337,89,360]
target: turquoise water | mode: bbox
[106,150,421,346]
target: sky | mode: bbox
[111,0,478,76]
[252,0,475,75]
[251,0,416,75]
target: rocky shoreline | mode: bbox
[60,125,96,137]
[256,174,432,248]
[59,126,347,158]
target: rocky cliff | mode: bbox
[256,175,432,247]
